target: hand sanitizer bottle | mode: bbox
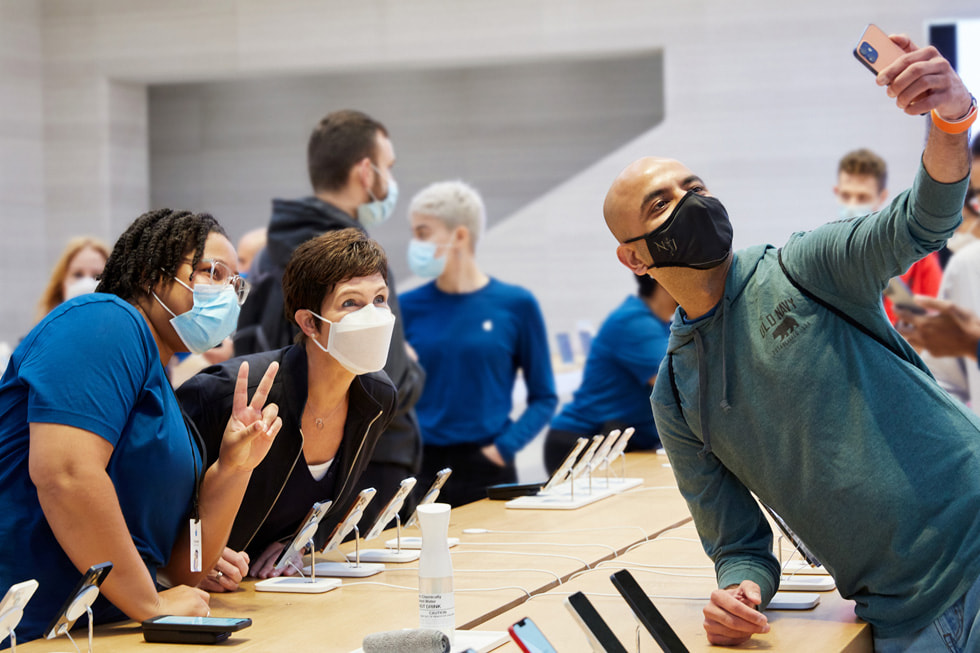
[417,503,454,644]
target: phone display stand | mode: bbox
[781,559,830,575]
[256,523,342,593]
[505,467,642,511]
[0,607,24,652]
[257,503,343,593]
[55,586,98,653]
[384,535,460,550]
[350,515,420,563]
[307,526,385,578]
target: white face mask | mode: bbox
[64,276,100,300]
[308,304,395,375]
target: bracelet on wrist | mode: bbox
[931,95,977,134]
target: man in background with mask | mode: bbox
[400,180,557,506]
[603,35,980,651]
[834,148,942,324]
[235,109,424,530]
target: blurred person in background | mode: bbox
[35,236,110,323]
[543,273,676,472]
[834,148,943,324]
[401,180,557,506]
[236,227,267,278]
[235,109,423,530]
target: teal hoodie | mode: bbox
[652,163,980,638]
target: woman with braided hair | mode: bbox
[0,209,282,643]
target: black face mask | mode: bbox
[623,190,733,270]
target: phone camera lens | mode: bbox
[860,42,878,63]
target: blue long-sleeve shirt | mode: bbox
[400,278,557,461]
[654,163,980,638]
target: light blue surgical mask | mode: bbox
[407,239,448,278]
[357,165,398,228]
[153,279,240,354]
[838,203,875,221]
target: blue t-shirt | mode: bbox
[551,295,670,449]
[400,278,557,461]
[0,294,201,642]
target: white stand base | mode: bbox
[779,575,836,591]
[305,561,385,578]
[255,576,341,593]
[587,476,644,492]
[348,548,420,563]
[350,629,509,653]
[506,477,644,510]
[767,592,821,610]
[385,536,460,550]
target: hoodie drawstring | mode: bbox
[693,298,731,459]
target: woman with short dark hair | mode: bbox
[177,227,398,587]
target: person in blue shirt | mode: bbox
[602,35,980,650]
[543,273,676,472]
[401,180,558,506]
[0,209,281,643]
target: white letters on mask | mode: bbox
[308,304,395,375]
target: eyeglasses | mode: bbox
[186,258,250,305]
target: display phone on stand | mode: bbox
[142,615,252,644]
[320,487,377,552]
[43,562,112,640]
[508,616,558,653]
[568,435,605,483]
[609,570,690,653]
[564,591,628,653]
[540,437,589,492]
[272,500,332,571]
[853,24,904,74]
[0,578,39,645]
[362,477,417,541]
[405,468,452,528]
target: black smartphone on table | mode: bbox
[142,615,252,644]
[564,591,628,653]
[609,569,689,653]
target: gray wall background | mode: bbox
[148,53,665,283]
[2,0,979,350]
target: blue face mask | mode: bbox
[838,203,875,221]
[407,239,447,278]
[357,165,398,228]
[154,280,241,354]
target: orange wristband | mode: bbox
[931,96,977,134]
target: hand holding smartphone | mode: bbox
[853,24,905,75]
[883,277,926,315]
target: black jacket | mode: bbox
[235,197,423,471]
[175,345,397,551]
